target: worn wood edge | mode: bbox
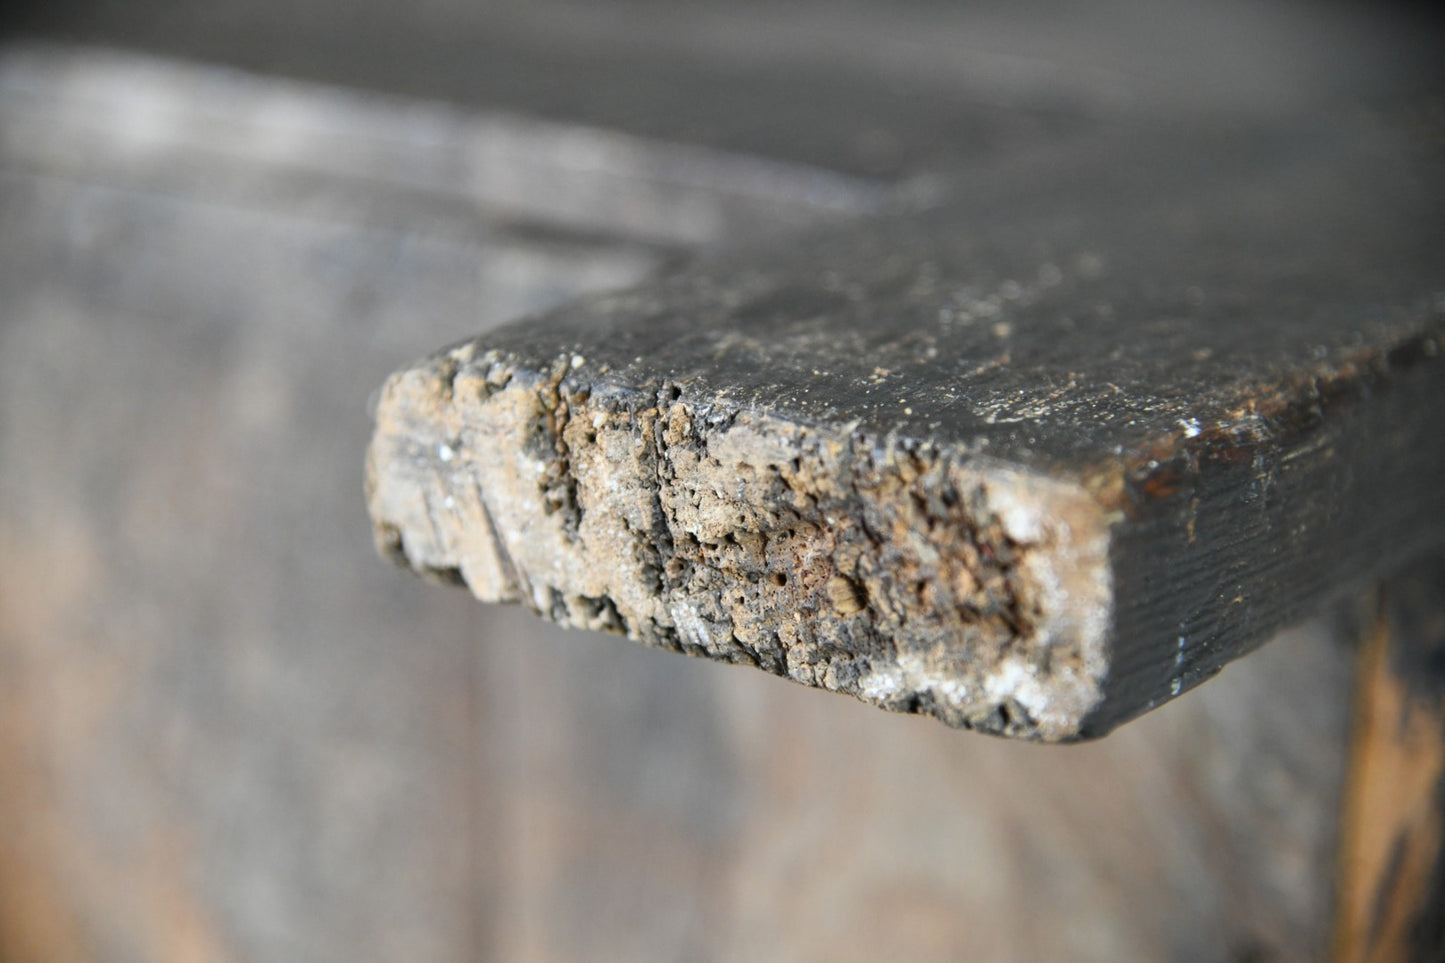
[1085,334,1445,737]
[365,341,1114,741]
[362,111,1445,741]
[365,320,1445,743]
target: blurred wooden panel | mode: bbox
[0,50,670,962]
[1335,562,1445,963]
[481,606,1352,962]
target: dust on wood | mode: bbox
[367,344,1112,740]
[368,118,1445,741]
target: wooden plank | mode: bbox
[0,45,1395,962]
[1335,558,1445,963]
[367,116,1445,740]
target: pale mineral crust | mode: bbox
[366,342,1113,740]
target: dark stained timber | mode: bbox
[367,118,1445,741]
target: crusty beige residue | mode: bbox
[366,342,1114,740]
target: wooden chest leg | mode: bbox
[1335,557,1445,962]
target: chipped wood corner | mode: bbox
[364,119,1445,743]
[366,341,1115,741]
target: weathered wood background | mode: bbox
[1,2,1441,959]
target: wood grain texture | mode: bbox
[0,50,674,962]
[0,45,1386,962]
[368,116,1445,740]
[1335,559,1445,963]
